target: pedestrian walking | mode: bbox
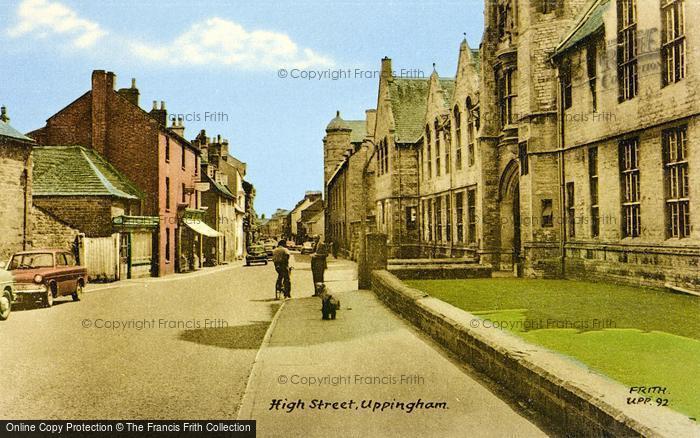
[311,242,328,293]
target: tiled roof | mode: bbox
[0,120,34,142]
[347,120,367,143]
[205,173,235,199]
[388,78,430,144]
[33,146,142,199]
[553,0,609,58]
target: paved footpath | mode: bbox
[238,258,549,437]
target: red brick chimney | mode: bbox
[91,70,115,156]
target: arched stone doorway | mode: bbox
[498,160,521,273]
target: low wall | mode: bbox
[388,264,492,280]
[371,270,699,437]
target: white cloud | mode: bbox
[6,0,335,70]
[130,17,335,70]
[7,0,106,48]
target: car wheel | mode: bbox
[246,261,250,266]
[72,281,84,302]
[264,260,268,265]
[0,290,11,321]
[44,284,55,308]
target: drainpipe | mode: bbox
[22,165,29,250]
[555,64,567,278]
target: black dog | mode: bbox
[317,283,340,320]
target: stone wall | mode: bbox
[371,269,700,437]
[33,196,119,238]
[31,205,80,250]
[0,141,31,261]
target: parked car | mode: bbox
[7,249,88,308]
[300,241,315,255]
[246,245,269,266]
[0,266,15,320]
[263,243,276,259]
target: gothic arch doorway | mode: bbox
[498,160,521,272]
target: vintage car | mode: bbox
[300,241,315,255]
[8,249,88,308]
[246,245,269,266]
[0,267,15,320]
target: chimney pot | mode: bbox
[131,78,136,88]
[160,101,166,110]
[152,100,158,110]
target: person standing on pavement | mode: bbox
[272,240,293,299]
[311,242,328,294]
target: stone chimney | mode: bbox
[0,106,9,123]
[169,116,185,137]
[117,77,140,106]
[91,70,115,156]
[380,57,393,79]
[221,138,229,158]
[150,100,167,127]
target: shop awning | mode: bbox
[183,218,223,237]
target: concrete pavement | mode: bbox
[238,258,549,437]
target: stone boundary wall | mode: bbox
[371,270,699,437]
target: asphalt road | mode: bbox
[1,258,313,419]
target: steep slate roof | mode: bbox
[0,120,34,142]
[347,120,367,143]
[33,146,142,199]
[388,78,430,144]
[553,0,609,58]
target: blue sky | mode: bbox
[1,0,484,217]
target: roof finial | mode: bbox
[0,106,8,123]
[336,110,340,117]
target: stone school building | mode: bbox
[324,0,700,291]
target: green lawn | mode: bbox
[405,278,700,420]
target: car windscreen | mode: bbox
[9,253,54,269]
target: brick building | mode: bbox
[29,70,207,276]
[0,106,34,261]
